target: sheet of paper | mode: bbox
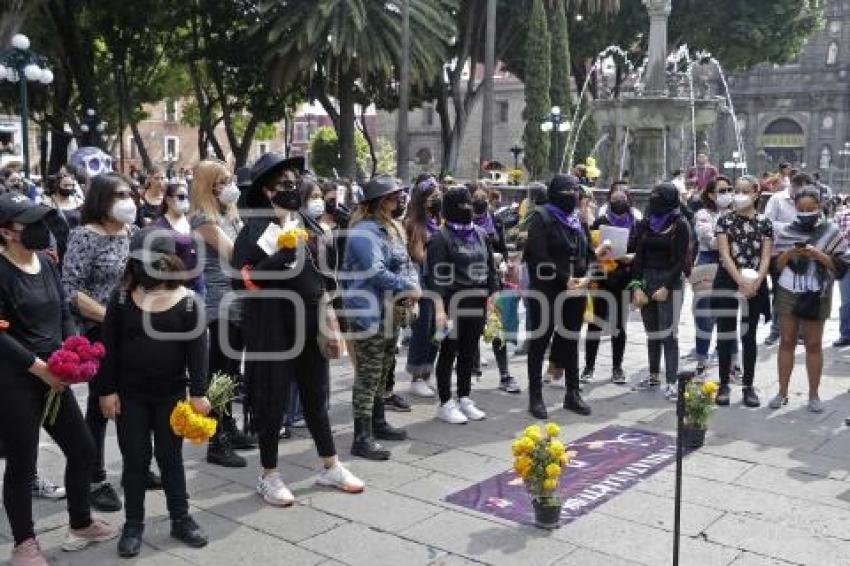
[257,222,283,256]
[599,225,630,259]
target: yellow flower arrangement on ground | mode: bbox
[511,422,570,505]
[277,227,309,249]
[684,380,719,430]
[170,401,217,445]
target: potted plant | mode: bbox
[682,381,719,448]
[511,423,569,529]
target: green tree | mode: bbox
[523,0,551,179]
[549,0,572,173]
[309,126,369,179]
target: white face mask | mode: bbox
[307,198,325,218]
[733,194,753,210]
[173,198,191,215]
[217,183,240,206]
[716,193,733,209]
[111,199,137,224]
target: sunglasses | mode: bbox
[114,190,133,199]
[273,180,296,191]
[172,194,189,201]
[716,188,732,194]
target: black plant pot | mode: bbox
[683,425,706,449]
[532,499,561,530]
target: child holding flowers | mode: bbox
[98,227,210,557]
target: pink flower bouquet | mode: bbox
[41,336,105,426]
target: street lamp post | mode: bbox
[540,106,571,174]
[79,108,106,148]
[0,34,54,178]
[510,144,523,170]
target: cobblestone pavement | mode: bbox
[6,292,850,565]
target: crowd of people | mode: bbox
[1,148,849,565]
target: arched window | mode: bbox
[820,146,833,170]
[827,42,839,66]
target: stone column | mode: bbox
[642,0,672,96]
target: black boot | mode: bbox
[351,417,390,460]
[171,515,208,548]
[206,430,247,468]
[528,382,548,419]
[716,384,731,406]
[222,414,257,450]
[372,398,408,441]
[742,386,760,408]
[563,389,592,416]
[118,522,144,558]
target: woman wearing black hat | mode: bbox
[342,175,419,459]
[630,183,691,402]
[523,174,593,419]
[234,153,364,505]
[98,227,209,557]
[0,193,118,566]
[428,186,499,424]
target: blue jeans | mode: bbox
[405,295,438,379]
[840,272,850,340]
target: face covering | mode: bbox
[444,198,473,224]
[111,199,137,224]
[307,198,325,218]
[58,186,75,198]
[325,198,337,215]
[549,191,577,214]
[427,197,442,215]
[796,211,820,231]
[217,182,240,206]
[20,221,51,251]
[716,193,733,209]
[648,194,667,215]
[392,194,408,219]
[733,194,752,211]
[609,200,629,215]
[173,198,191,215]
[271,188,301,211]
[472,200,488,216]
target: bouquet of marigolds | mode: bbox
[170,401,217,444]
[206,372,237,416]
[684,381,719,430]
[482,309,504,346]
[512,423,569,505]
[277,227,309,249]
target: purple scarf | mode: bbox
[606,209,635,230]
[544,204,583,233]
[445,221,479,245]
[425,217,439,237]
[648,209,680,233]
[473,212,496,235]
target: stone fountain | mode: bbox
[591,0,721,190]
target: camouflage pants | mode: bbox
[352,329,399,419]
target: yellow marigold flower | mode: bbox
[702,381,719,397]
[546,423,561,438]
[512,440,524,457]
[277,228,309,249]
[560,453,569,466]
[545,463,561,478]
[548,439,565,457]
[542,478,558,492]
[524,425,543,442]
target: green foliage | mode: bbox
[522,0,551,180]
[375,137,397,176]
[549,0,572,172]
[309,126,369,178]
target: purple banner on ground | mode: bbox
[445,425,676,527]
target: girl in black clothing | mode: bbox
[470,183,520,393]
[523,175,593,419]
[99,227,209,557]
[583,183,638,385]
[630,183,691,402]
[233,153,363,507]
[0,193,117,566]
[429,187,500,425]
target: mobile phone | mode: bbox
[794,242,806,249]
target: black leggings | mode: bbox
[435,295,487,404]
[0,384,95,544]
[83,325,109,484]
[208,320,244,423]
[585,287,628,370]
[258,340,336,469]
[717,298,759,387]
[528,291,585,392]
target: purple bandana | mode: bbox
[473,212,496,235]
[445,221,479,245]
[544,203,583,233]
[426,217,440,237]
[606,209,635,230]
[648,209,680,233]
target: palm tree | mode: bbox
[260,0,456,179]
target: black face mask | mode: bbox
[610,200,629,215]
[20,221,51,251]
[392,201,407,219]
[445,203,473,224]
[427,197,442,215]
[325,199,337,215]
[58,187,75,197]
[472,200,488,216]
[549,191,577,214]
[271,188,300,211]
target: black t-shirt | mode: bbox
[0,252,76,382]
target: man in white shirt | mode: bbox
[763,174,810,345]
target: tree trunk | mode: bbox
[396,0,411,181]
[233,115,259,168]
[337,70,357,180]
[129,119,152,170]
[479,0,496,173]
[359,107,377,177]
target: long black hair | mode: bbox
[80,173,130,225]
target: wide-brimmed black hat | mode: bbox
[250,153,306,188]
[128,227,176,265]
[0,192,56,225]
[361,176,402,203]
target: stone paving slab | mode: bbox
[300,523,449,566]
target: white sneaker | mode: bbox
[316,463,365,494]
[768,394,788,409]
[808,398,824,413]
[664,384,678,403]
[410,379,436,398]
[458,397,486,421]
[32,476,66,500]
[437,399,468,424]
[256,472,295,506]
